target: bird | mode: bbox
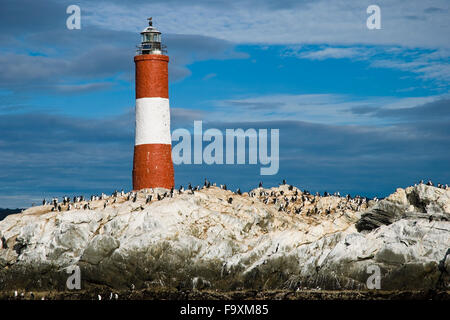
[236,188,242,195]
[228,197,233,204]
[259,182,263,188]
[282,179,286,185]
[98,294,102,300]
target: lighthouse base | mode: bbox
[132,143,174,190]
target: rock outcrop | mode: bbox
[356,184,450,231]
[0,184,448,292]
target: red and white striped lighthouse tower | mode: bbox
[133,18,174,190]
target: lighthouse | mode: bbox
[133,18,174,190]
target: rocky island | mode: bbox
[0,183,449,300]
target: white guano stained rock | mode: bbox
[0,184,449,291]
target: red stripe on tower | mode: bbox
[132,18,174,190]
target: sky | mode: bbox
[0,0,449,208]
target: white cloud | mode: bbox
[369,49,450,83]
[203,73,217,80]
[75,0,450,86]
[80,0,450,49]
[283,46,374,61]
[285,45,450,85]
[199,94,445,126]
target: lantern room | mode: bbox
[136,17,167,55]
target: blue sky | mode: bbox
[0,0,449,207]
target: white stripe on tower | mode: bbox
[135,97,171,145]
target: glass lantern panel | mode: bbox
[142,33,161,43]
